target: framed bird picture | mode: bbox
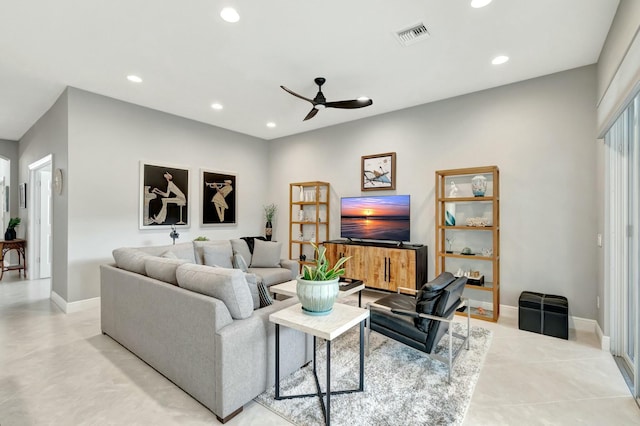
[361,152,396,191]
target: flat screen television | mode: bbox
[340,195,410,242]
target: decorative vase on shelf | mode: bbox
[471,175,487,197]
[445,204,455,226]
[4,228,15,241]
[265,221,272,241]
[299,186,305,202]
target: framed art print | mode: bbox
[140,162,190,229]
[201,169,237,225]
[362,152,396,191]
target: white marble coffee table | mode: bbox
[270,302,369,426]
[270,278,365,307]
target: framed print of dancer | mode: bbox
[140,162,190,229]
[201,170,237,225]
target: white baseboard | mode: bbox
[501,303,610,351]
[50,291,100,314]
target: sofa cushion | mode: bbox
[233,253,249,272]
[247,267,292,287]
[144,256,189,285]
[161,250,179,259]
[250,240,282,268]
[230,239,252,265]
[113,248,152,275]
[202,244,234,269]
[194,240,233,266]
[176,264,253,319]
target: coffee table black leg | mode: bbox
[326,340,331,426]
[275,324,280,399]
[358,291,362,308]
[359,320,364,391]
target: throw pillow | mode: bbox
[257,281,273,308]
[176,264,253,319]
[250,240,282,268]
[112,248,152,275]
[244,273,260,309]
[161,250,179,259]
[144,256,189,285]
[194,240,233,266]
[230,239,252,265]
[163,243,197,264]
[202,244,234,269]
[232,253,248,272]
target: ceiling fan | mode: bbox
[281,77,373,121]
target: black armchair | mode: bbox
[366,272,470,383]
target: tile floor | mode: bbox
[0,276,638,425]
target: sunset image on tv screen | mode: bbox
[340,195,410,241]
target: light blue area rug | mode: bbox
[255,322,492,426]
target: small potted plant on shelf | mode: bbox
[5,217,20,241]
[296,243,350,316]
[264,203,277,241]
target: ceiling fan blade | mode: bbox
[281,86,315,104]
[303,108,319,121]
[325,99,373,109]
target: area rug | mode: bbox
[255,322,492,426]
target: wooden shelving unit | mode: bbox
[435,166,500,322]
[289,181,330,271]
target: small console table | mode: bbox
[0,239,27,280]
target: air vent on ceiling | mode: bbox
[394,22,430,46]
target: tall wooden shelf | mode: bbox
[435,166,500,322]
[289,182,330,270]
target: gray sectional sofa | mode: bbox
[100,239,310,423]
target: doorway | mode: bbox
[28,155,53,279]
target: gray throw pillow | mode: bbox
[112,248,152,275]
[250,240,282,268]
[203,245,234,269]
[194,240,233,265]
[176,264,253,319]
[244,273,260,309]
[163,243,197,264]
[161,250,179,259]
[230,239,252,266]
[233,253,249,272]
[144,256,189,285]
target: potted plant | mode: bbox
[297,243,351,315]
[264,203,277,241]
[5,217,21,241]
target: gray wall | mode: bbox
[0,139,19,221]
[18,90,69,300]
[269,66,599,319]
[64,88,269,302]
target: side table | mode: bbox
[0,239,27,280]
[270,303,369,426]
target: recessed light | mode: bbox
[211,103,223,110]
[357,96,370,102]
[491,55,509,65]
[471,0,492,8]
[220,7,240,23]
[266,122,276,128]
[127,75,143,83]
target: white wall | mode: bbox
[269,66,599,319]
[65,88,270,302]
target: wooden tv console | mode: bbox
[323,240,428,292]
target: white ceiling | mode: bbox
[0,0,619,141]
